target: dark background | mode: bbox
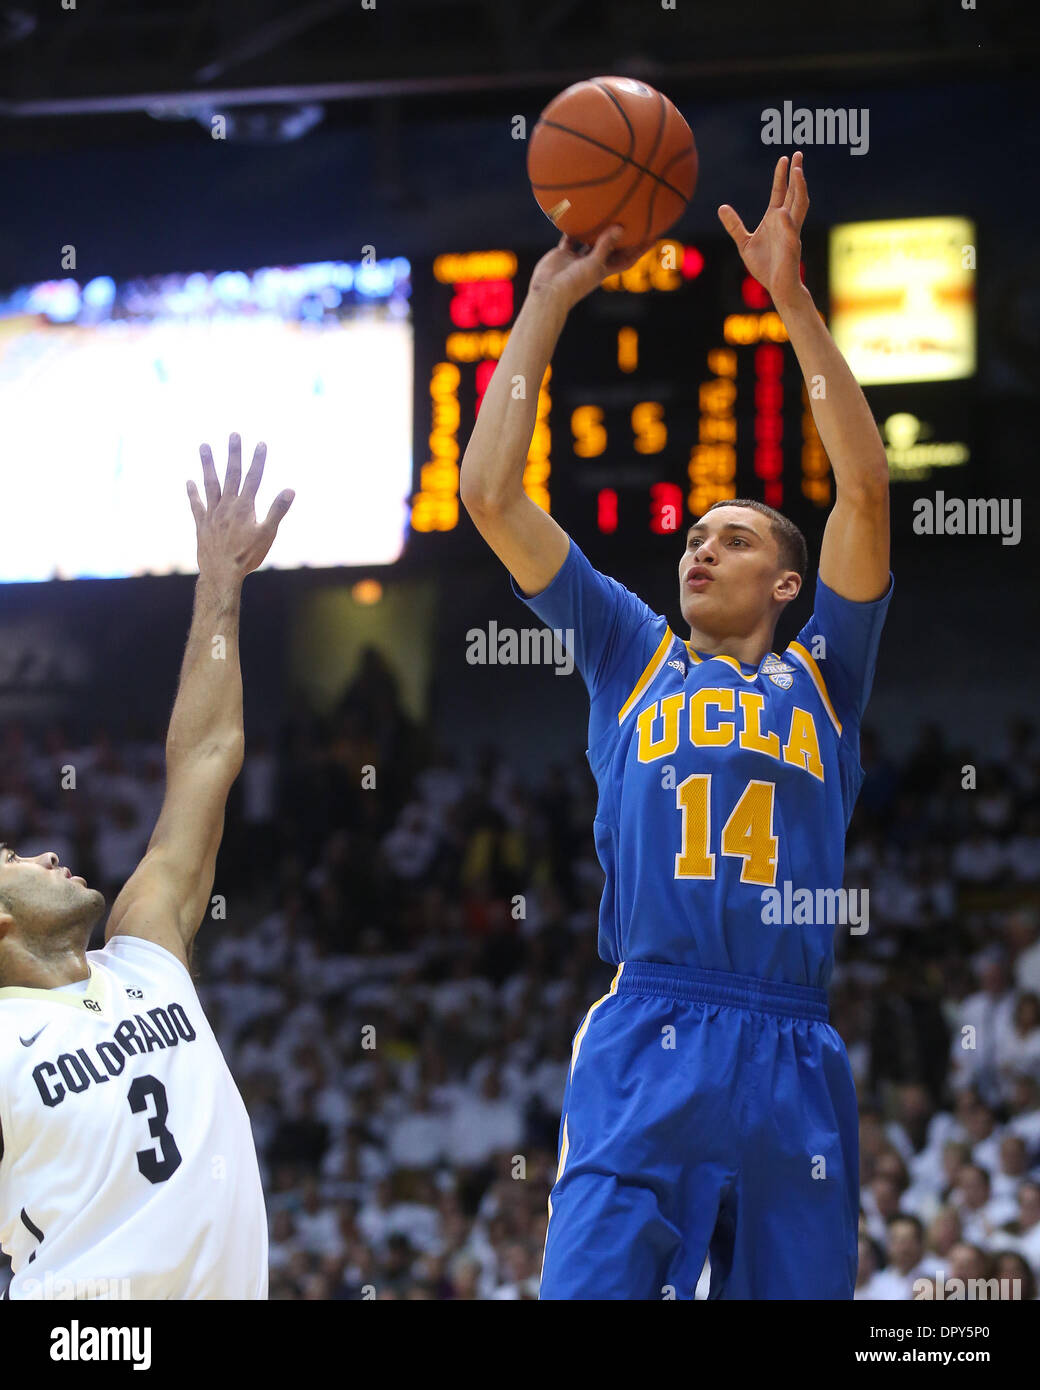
[1,0,1038,759]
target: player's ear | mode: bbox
[775,571,801,603]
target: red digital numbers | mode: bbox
[650,482,683,534]
[597,488,618,534]
[449,279,514,328]
[754,344,784,505]
[474,359,496,416]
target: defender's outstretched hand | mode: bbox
[187,433,295,579]
[718,152,808,308]
[529,226,657,311]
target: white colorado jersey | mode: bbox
[0,935,268,1299]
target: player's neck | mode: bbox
[685,623,778,668]
[0,935,90,990]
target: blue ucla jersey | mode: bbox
[514,540,892,989]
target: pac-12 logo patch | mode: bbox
[126,988,143,999]
[762,659,795,690]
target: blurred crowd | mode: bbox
[1,648,1038,1300]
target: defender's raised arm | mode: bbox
[104,434,294,967]
[459,227,652,596]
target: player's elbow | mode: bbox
[840,463,890,511]
[460,472,507,520]
[174,733,245,778]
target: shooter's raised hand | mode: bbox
[187,433,295,580]
[718,152,809,308]
[529,225,658,312]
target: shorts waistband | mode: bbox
[614,961,829,1022]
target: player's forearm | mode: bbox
[460,286,569,511]
[775,284,890,499]
[165,570,245,770]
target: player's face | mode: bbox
[678,507,794,634]
[0,846,106,942]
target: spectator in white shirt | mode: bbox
[861,1174,903,1247]
[381,804,441,881]
[268,1209,302,1275]
[356,1178,396,1253]
[207,958,284,1043]
[922,1206,962,1282]
[445,1068,524,1171]
[998,993,1040,1100]
[1000,1180,1040,1277]
[948,954,1017,1104]
[489,1242,540,1299]
[387,1174,442,1254]
[386,1085,449,1172]
[950,830,1004,885]
[959,1094,1005,1178]
[853,1234,887,1299]
[988,1134,1032,1229]
[1007,812,1040,884]
[294,1177,343,1258]
[868,1215,931,1300]
[1006,1072,1040,1160]
[92,801,148,888]
[951,1164,1000,1246]
[993,1251,1037,1301]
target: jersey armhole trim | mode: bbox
[617,629,675,726]
[786,641,843,737]
[102,932,196,985]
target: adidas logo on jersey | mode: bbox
[667,659,687,677]
[125,988,143,999]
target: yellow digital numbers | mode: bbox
[571,404,607,458]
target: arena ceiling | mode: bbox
[0,0,1035,152]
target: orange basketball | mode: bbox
[527,76,697,248]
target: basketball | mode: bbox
[527,76,698,248]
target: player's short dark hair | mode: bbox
[700,498,808,580]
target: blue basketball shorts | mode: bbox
[539,960,860,1300]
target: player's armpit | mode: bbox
[817,483,890,603]
[461,486,570,596]
[103,855,192,969]
[104,744,240,964]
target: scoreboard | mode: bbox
[408,233,974,555]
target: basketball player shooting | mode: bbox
[0,435,293,1300]
[460,152,892,1299]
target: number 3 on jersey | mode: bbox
[675,774,778,886]
[128,1075,182,1184]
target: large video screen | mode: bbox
[0,258,413,581]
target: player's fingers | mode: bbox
[224,432,242,497]
[606,236,654,275]
[788,159,809,229]
[768,154,789,208]
[761,154,789,208]
[186,479,206,527]
[241,441,267,503]
[717,204,750,246]
[262,488,295,532]
[588,224,624,267]
[199,443,221,509]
